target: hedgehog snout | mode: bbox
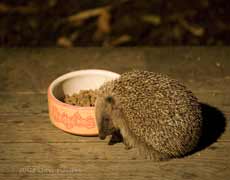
[99,131,106,140]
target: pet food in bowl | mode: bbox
[64,89,97,107]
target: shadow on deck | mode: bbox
[192,103,227,154]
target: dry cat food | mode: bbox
[64,90,97,107]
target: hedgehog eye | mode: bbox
[104,118,109,122]
[105,96,115,104]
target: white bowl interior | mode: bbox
[50,70,120,101]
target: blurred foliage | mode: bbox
[0,0,229,46]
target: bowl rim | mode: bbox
[48,69,120,109]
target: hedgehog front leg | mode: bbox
[123,138,133,150]
[108,130,123,145]
[120,130,135,150]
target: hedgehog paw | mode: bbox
[123,138,133,150]
[124,144,132,150]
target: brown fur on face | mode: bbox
[95,93,139,150]
[95,95,125,145]
[95,96,116,140]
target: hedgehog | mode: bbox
[95,70,202,161]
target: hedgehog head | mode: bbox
[95,93,117,140]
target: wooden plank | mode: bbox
[0,159,229,180]
[0,48,230,180]
[0,92,230,114]
[0,48,230,93]
[0,113,229,143]
[0,141,230,162]
[0,94,48,115]
[0,115,98,143]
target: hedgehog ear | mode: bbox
[105,96,115,105]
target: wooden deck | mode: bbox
[0,48,229,180]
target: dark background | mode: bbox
[0,0,229,46]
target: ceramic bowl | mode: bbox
[48,69,120,136]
